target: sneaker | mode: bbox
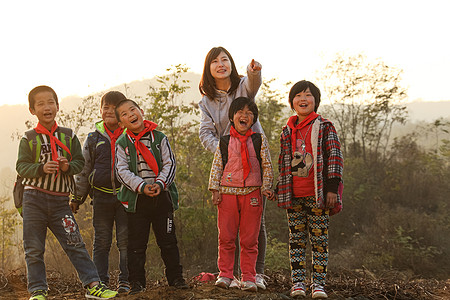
[29,290,48,300]
[215,276,232,289]
[128,282,145,295]
[311,284,328,299]
[290,282,306,298]
[85,282,118,299]
[171,277,189,289]
[240,281,257,292]
[117,282,131,294]
[255,273,268,290]
[229,277,240,289]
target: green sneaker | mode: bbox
[29,289,48,300]
[86,282,118,299]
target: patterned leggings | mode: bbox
[287,196,329,286]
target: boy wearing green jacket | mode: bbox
[114,99,187,295]
[16,85,117,300]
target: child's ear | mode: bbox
[118,121,125,129]
[29,107,36,115]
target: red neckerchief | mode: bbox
[230,125,254,180]
[34,121,72,161]
[104,124,124,174]
[126,120,159,176]
[287,112,319,155]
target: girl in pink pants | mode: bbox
[209,97,274,292]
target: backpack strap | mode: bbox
[57,127,73,157]
[24,129,39,163]
[219,135,231,168]
[251,133,262,170]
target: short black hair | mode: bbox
[288,80,321,112]
[28,85,58,109]
[101,91,127,107]
[115,99,142,121]
[228,97,258,125]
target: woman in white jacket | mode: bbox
[198,46,269,290]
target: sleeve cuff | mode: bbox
[137,182,147,194]
[326,178,340,194]
[156,180,165,190]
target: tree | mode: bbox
[140,64,197,154]
[317,53,408,165]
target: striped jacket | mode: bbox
[16,127,84,195]
[276,115,343,209]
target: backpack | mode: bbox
[13,127,72,216]
[219,133,263,178]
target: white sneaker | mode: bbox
[215,277,231,289]
[255,273,268,290]
[290,282,306,298]
[311,284,328,299]
[241,281,257,292]
[229,277,240,289]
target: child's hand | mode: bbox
[326,192,337,208]
[43,161,59,174]
[70,202,79,213]
[262,189,275,201]
[144,183,161,197]
[250,59,262,72]
[58,157,69,172]
[211,190,221,205]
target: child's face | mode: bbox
[232,105,254,135]
[210,51,232,80]
[117,102,145,133]
[101,102,118,129]
[29,91,59,129]
[292,88,315,120]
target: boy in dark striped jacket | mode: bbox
[16,85,117,300]
[114,99,187,295]
[276,81,343,299]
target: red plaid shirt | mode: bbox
[276,115,343,209]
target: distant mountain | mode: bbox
[404,101,450,122]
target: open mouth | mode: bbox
[239,119,249,126]
[43,112,53,118]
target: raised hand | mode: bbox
[250,59,262,71]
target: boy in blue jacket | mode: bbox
[71,91,130,293]
[114,99,188,295]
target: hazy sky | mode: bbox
[0,0,449,106]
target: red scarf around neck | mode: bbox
[104,124,124,174]
[287,112,319,155]
[230,125,254,180]
[34,121,72,162]
[126,120,159,176]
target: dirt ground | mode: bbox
[1,269,448,300]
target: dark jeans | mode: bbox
[127,191,183,287]
[234,195,267,275]
[92,200,128,284]
[22,189,99,292]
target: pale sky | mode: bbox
[0,0,449,106]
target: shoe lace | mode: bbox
[256,274,269,283]
[312,284,325,292]
[293,282,305,290]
